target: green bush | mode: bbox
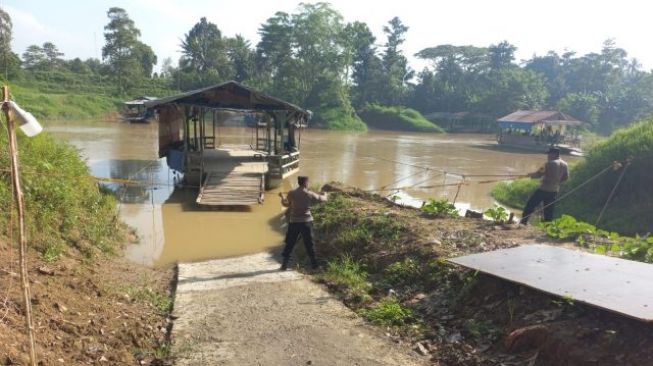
[540,215,653,263]
[314,105,367,131]
[384,257,421,286]
[421,198,458,217]
[0,131,124,260]
[358,104,444,133]
[484,205,510,223]
[360,297,413,326]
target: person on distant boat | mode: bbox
[278,176,328,270]
[520,147,568,224]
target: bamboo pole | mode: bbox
[2,85,37,366]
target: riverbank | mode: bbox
[306,184,653,365]
[0,238,175,365]
[0,122,175,364]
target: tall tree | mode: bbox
[41,42,64,69]
[488,41,516,70]
[0,7,18,79]
[345,21,384,107]
[256,11,294,95]
[102,7,155,93]
[180,17,231,86]
[225,35,255,82]
[133,42,157,77]
[256,3,363,129]
[380,17,412,105]
[22,45,46,69]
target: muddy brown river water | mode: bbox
[47,120,562,266]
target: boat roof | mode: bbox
[144,81,310,118]
[124,96,157,106]
[497,110,582,126]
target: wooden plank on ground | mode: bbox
[448,244,653,323]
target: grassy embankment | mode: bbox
[6,71,176,120]
[358,104,445,133]
[492,118,653,235]
[11,83,122,120]
[0,127,174,363]
[306,186,653,365]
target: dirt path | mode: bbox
[172,252,427,366]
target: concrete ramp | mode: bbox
[172,252,426,366]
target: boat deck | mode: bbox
[196,146,268,206]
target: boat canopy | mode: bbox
[497,110,582,130]
[144,81,310,119]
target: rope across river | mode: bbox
[352,150,631,222]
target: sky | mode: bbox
[4,0,653,73]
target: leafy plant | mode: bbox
[360,297,413,326]
[540,215,653,263]
[484,205,510,223]
[421,199,458,218]
[384,257,421,286]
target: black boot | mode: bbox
[310,258,320,270]
[280,258,289,271]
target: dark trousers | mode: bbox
[282,222,316,265]
[521,189,557,224]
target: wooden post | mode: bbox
[2,85,37,366]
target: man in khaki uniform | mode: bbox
[278,176,328,270]
[520,147,569,224]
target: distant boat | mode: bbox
[122,96,157,123]
[496,110,584,156]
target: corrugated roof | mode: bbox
[497,110,582,126]
[144,81,309,118]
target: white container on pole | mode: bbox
[8,101,43,137]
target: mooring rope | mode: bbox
[594,160,630,228]
[520,162,624,222]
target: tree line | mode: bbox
[1,4,652,133]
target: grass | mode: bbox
[10,83,122,120]
[360,297,413,326]
[384,257,421,286]
[123,285,174,314]
[313,194,405,252]
[358,104,445,133]
[320,255,372,304]
[490,178,538,209]
[0,129,125,260]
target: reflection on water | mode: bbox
[90,159,175,204]
[47,120,573,266]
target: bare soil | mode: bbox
[0,240,174,365]
[312,184,653,366]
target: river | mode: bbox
[47,120,555,266]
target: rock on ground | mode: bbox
[172,252,426,366]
